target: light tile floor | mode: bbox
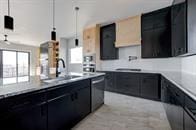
[72,91,171,130]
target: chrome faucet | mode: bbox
[56,58,66,77]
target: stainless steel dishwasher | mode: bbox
[91,76,105,112]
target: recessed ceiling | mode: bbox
[0,0,173,46]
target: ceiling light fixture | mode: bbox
[4,0,14,30]
[51,0,56,41]
[75,7,79,46]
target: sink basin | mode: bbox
[116,68,142,72]
[43,75,81,83]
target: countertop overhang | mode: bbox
[98,69,196,101]
[0,73,105,100]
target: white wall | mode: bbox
[181,55,196,75]
[0,43,39,76]
[100,46,182,72]
[63,36,83,73]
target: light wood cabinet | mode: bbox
[83,26,99,54]
[83,25,100,69]
[115,15,141,47]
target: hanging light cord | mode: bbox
[8,0,10,16]
[75,7,79,39]
[53,0,55,30]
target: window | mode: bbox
[0,50,30,85]
[70,47,83,64]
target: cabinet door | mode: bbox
[141,7,172,58]
[154,7,171,28]
[100,24,119,60]
[172,2,187,56]
[164,84,184,130]
[1,104,47,130]
[141,13,155,31]
[184,95,196,130]
[141,29,154,58]
[170,91,184,130]
[104,72,116,92]
[141,74,160,100]
[115,72,140,96]
[74,86,91,124]
[153,27,172,57]
[48,93,74,130]
[184,111,196,130]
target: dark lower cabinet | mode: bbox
[103,71,160,101]
[104,72,116,92]
[47,80,91,130]
[184,95,196,130]
[74,87,91,124]
[48,93,74,130]
[115,72,140,97]
[184,111,196,130]
[161,77,184,130]
[0,80,91,130]
[0,91,47,130]
[141,74,160,100]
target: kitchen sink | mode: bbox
[43,75,81,83]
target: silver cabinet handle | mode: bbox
[92,78,104,84]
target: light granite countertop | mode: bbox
[0,72,105,100]
[98,69,196,101]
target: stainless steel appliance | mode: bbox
[91,76,105,112]
[83,55,96,72]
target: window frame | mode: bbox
[0,49,30,81]
[70,47,83,64]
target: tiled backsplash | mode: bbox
[100,45,196,74]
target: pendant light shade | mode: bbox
[4,0,14,30]
[4,35,10,44]
[51,0,56,41]
[75,7,79,46]
[51,28,56,41]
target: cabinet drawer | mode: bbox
[0,90,46,117]
[47,80,90,101]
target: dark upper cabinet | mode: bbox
[115,72,140,97]
[141,74,160,100]
[141,29,154,58]
[141,7,172,58]
[100,24,119,60]
[187,0,196,55]
[171,2,187,56]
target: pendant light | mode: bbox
[4,35,10,44]
[75,7,79,46]
[51,0,56,41]
[4,0,14,30]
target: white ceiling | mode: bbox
[0,0,173,46]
